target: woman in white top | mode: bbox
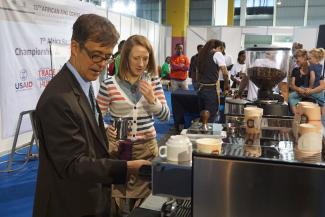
[230,50,246,88]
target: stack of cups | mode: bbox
[244,107,264,157]
[293,102,322,163]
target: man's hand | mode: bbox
[139,80,156,104]
[233,90,241,99]
[127,160,151,176]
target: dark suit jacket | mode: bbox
[33,65,127,217]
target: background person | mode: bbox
[97,35,170,217]
[304,48,325,105]
[189,44,203,91]
[288,49,310,114]
[289,42,303,76]
[160,56,171,79]
[108,39,125,76]
[218,42,233,92]
[230,50,246,89]
[169,43,190,91]
[197,39,227,123]
[33,14,149,217]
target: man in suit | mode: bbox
[33,14,150,217]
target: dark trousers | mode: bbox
[198,88,219,123]
[192,81,199,91]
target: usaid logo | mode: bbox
[20,69,28,81]
[15,69,33,91]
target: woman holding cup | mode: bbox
[97,35,170,216]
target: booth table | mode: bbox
[171,89,199,130]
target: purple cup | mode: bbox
[118,140,133,160]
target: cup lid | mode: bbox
[166,135,191,146]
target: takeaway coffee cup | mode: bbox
[244,107,263,134]
[300,105,321,123]
[298,123,322,152]
[158,135,192,162]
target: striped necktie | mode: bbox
[89,83,98,123]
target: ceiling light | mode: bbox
[276,0,282,6]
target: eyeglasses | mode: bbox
[81,45,113,64]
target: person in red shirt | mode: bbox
[169,43,190,91]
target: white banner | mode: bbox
[0,0,104,138]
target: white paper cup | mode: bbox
[196,138,222,154]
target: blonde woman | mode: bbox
[97,35,170,216]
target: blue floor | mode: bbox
[0,89,174,217]
[0,150,38,217]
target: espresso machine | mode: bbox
[225,47,294,141]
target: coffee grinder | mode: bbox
[225,47,294,142]
[245,47,290,116]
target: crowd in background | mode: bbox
[143,41,325,120]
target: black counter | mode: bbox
[129,208,160,217]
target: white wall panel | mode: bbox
[147,21,155,46]
[293,27,319,50]
[154,24,161,65]
[242,26,268,35]
[107,11,121,34]
[120,15,132,41]
[165,26,172,58]
[187,27,208,58]
[140,19,148,38]
[160,26,172,62]
[207,27,221,40]
[220,27,243,62]
[131,17,140,35]
[267,27,293,35]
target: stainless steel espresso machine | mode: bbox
[225,47,293,140]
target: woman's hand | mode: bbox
[139,80,156,104]
[106,124,117,139]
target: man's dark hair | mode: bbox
[71,14,120,47]
[237,50,245,62]
[197,44,204,52]
[118,40,126,50]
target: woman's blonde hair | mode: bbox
[294,49,308,58]
[118,35,156,79]
[309,48,325,62]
